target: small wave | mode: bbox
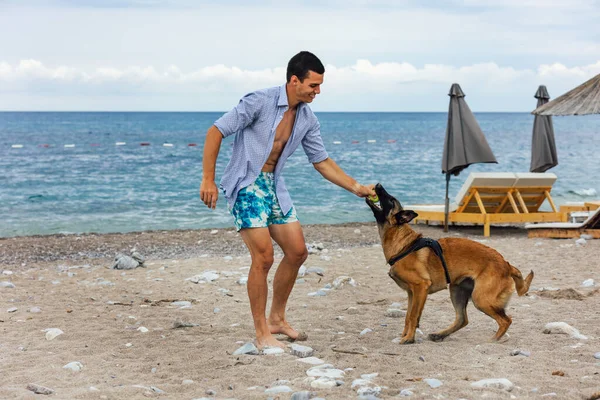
[27,194,44,201]
[568,188,598,197]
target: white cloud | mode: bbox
[1,58,599,111]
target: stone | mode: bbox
[182,379,194,385]
[187,271,219,283]
[306,364,345,379]
[291,391,314,400]
[308,290,328,297]
[237,276,248,285]
[593,352,600,359]
[0,281,15,288]
[424,378,443,388]
[44,328,64,340]
[296,356,325,365]
[385,309,405,318]
[171,301,191,307]
[581,279,595,287]
[510,349,531,357]
[7,307,17,313]
[27,383,54,395]
[471,378,514,391]
[399,388,414,396]
[360,328,372,335]
[262,347,285,355]
[298,265,307,277]
[112,254,140,270]
[63,361,83,372]
[543,322,588,340]
[291,344,314,358]
[580,234,594,240]
[310,376,340,389]
[233,342,259,355]
[576,238,587,246]
[357,386,381,397]
[332,276,357,289]
[265,386,293,394]
[137,326,149,333]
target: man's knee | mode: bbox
[252,250,274,272]
[286,246,308,266]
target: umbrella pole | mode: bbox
[444,173,450,232]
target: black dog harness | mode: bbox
[387,237,451,284]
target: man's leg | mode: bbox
[239,227,285,349]
[267,221,309,340]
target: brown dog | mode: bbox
[366,184,533,344]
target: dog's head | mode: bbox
[366,183,418,228]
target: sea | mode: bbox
[1,111,598,238]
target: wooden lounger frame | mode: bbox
[412,186,566,237]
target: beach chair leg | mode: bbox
[484,216,491,237]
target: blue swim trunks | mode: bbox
[230,172,299,231]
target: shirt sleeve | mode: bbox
[301,120,329,164]
[213,92,261,138]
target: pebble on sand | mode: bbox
[296,356,325,365]
[27,383,55,395]
[543,322,588,340]
[291,344,314,358]
[424,378,443,388]
[63,362,84,372]
[0,281,15,288]
[471,378,514,391]
[581,279,595,287]
[233,342,259,355]
[265,385,293,394]
[44,328,64,341]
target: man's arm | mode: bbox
[313,158,375,197]
[200,125,223,209]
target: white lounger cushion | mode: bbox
[455,172,517,205]
[407,202,459,213]
[526,207,600,230]
[514,172,557,188]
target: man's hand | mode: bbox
[200,179,219,209]
[353,183,376,198]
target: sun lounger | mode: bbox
[526,207,600,238]
[408,172,566,237]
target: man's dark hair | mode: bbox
[286,51,325,83]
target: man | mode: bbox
[200,51,375,349]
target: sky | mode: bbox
[1,0,599,111]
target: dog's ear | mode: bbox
[394,210,418,225]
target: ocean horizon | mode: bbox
[1,111,598,238]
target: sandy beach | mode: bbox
[1,222,599,399]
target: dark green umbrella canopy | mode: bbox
[530,85,558,172]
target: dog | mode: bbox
[366,183,534,344]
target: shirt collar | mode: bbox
[277,84,288,107]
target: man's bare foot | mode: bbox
[255,334,286,350]
[268,319,307,341]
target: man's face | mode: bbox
[291,70,323,103]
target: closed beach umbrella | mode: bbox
[442,83,497,231]
[530,85,558,173]
[533,73,600,116]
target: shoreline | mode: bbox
[0,221,531,268]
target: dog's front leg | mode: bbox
[400,281,430,344]
[401,291,413,338]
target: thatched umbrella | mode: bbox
[533,73,600,116]
[530,85,558,172]
[442,83,497,231]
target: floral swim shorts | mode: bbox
[230,172,298,231]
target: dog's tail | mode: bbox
[509,264,534,296]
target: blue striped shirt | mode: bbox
[214,84,329,214]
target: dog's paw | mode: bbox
[399,337,415,345]
[428,333,446,342]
